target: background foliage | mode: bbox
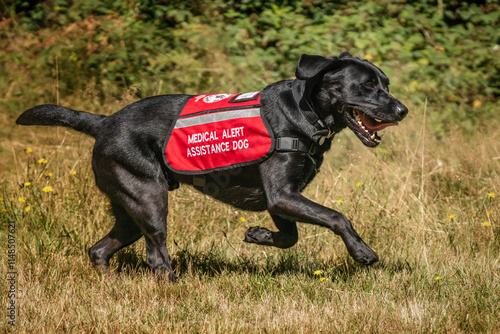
[1,0,499,133]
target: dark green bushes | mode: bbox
[2,0,498,131]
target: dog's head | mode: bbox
[296,52,408,147]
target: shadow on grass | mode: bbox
[109,242,416,280]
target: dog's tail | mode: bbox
[16,104,106,138]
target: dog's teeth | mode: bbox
[370,134,375,140]
[374,118,382,123]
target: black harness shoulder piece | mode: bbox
[291,79,335,145]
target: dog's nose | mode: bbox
[395,103,408,119]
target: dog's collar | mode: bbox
[292,79,335,145]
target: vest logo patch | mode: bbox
[202,93,234,103]
[164,92,274,174]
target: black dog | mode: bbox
[16,53,407,282]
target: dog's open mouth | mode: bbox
[345,108,398,147]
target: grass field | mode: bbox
[1,88,499,332]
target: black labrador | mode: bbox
[16,53,408,282]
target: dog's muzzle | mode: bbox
[344,107,400,147]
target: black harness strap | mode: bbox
[292,79,326,129]
[292,79,335,145]
[193,136,319,193]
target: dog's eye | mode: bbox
[364,82,375,90]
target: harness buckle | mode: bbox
[277,137,300,152]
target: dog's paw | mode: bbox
[88,247,111,272]
[243,226,273,245]
[154,267,179,283]
[167,271,179,284]
[350,246,379,265]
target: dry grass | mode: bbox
[1,95,499,333]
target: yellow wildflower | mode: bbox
[2,209,9,213]
[105,202,111,206]
[38,158,48,164]
[18,197,26,203]
[356,182,362,187]
[47,172,53,177]
[313,270,323,276]
[319,277,329,282]
[482,221,491,227]
[239,217,245,222]
[472,99,482,108]
[24,206,30,212]
[434,276,442,281]
[42,186,53,193]
[487,210,493,215]
[24,182,31,187]
[26,148,33,153]
[487,192,495,198]
[418,58,429,65]
[0,197,3,201]
[71,171,77,176]
[337,199,343,204]
[447,214,456,220]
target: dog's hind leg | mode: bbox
[111,179,177,282]
[243,214,298,249]
[88,204,142,271]
[92,154,178,282]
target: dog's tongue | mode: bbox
[359,112,398,132]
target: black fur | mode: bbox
[16,53,407,282]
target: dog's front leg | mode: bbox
[268,194,379,265]
[259,154,379,265]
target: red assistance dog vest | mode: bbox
[164,92,274,174]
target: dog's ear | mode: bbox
[295,55,339,80]
[339,52,353,59]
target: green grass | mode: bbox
[1,97,499,332]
